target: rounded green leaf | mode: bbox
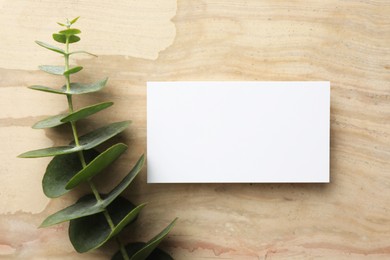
[66,143,128,189]
[69,195,143,253]
[41,193,141,228]
[61,102,113,123]
[53,33,80,44]
[104,155,145,206]
[64,66,83,76]
[59,28,81,36]
[28,78,108,95]
[69,35,81,43]
[42,154,144,226]
[40,194,104,228]
[75,121,131,150]
[32,114,67,129]
[110,203,146,238]
[38,65,82,76]
[64,78,108,94]
[112,243,173,260]
[69,50,97,57]
[42,150,99,198]
[129,218,178,260]
[28,85,67,95]
[35,41,65,54]
[70,16,80,25]
[18,146,81,158]
[18,121,130,158]
[39,65,65,75]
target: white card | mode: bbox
[147,81,330,183]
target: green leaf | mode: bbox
[42,150,99,198]
[18,121,130,158]
[28,78,108,95]
[53,34,80,44]
[57,22,66,27]
[130,218,178,260]
[64,66,83,76]
[66,143,128,189]
[75,121,131,150]
[39,65,65,75]
[59,28,81,36]
[35,41,65,55]
[64,78,108,94]
[69,195,144,252]
[38,65,82,76]
[41,154,144,227]
[42,154,144,227]
[104,155,144,206]
[112,243,173,260]
[61,102,114,123]
[28,85,67,95]
[69,50,98,57]
[32,114,67,129]
[18,146,82,158]
[31,101,111,129]
[110,203,146,238]
[40,194,104,227]
[70,16,80,24]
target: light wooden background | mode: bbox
[1,0,390,259]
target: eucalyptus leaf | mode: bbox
[18,146,82,158]
[61,102,113,123]
[70,16,80,24]
[130,218,178,260]
[64,66,83,76]
[66,143,128,189]
[69,50,98,57]
[59,28,81,36]
[75,121,131,150]
[29,78,108,95]
[35,41,65,55]
[19,121,130,158]
[39,65,65,75]
[69,195,143,253]
[110,203,146,238]
[42,150,99,198]
[53,34,80,44]
[40,194,104,228]
[64,78,108,94]
[42,154,143,226]
[39,65,82,76]
[103,155,144,206]
[112,243,173,260]
[28,85,67,95]
[32,114,67,129]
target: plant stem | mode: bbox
[118,239,130,260]
[64,34,130,260]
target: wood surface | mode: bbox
[1,0,390,259]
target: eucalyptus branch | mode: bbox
[19,17,177,260]
[61,22,130,259]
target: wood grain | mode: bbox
[1,0,390,259]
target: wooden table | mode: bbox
[1,1,389,259]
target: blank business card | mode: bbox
[147,81,330,183]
